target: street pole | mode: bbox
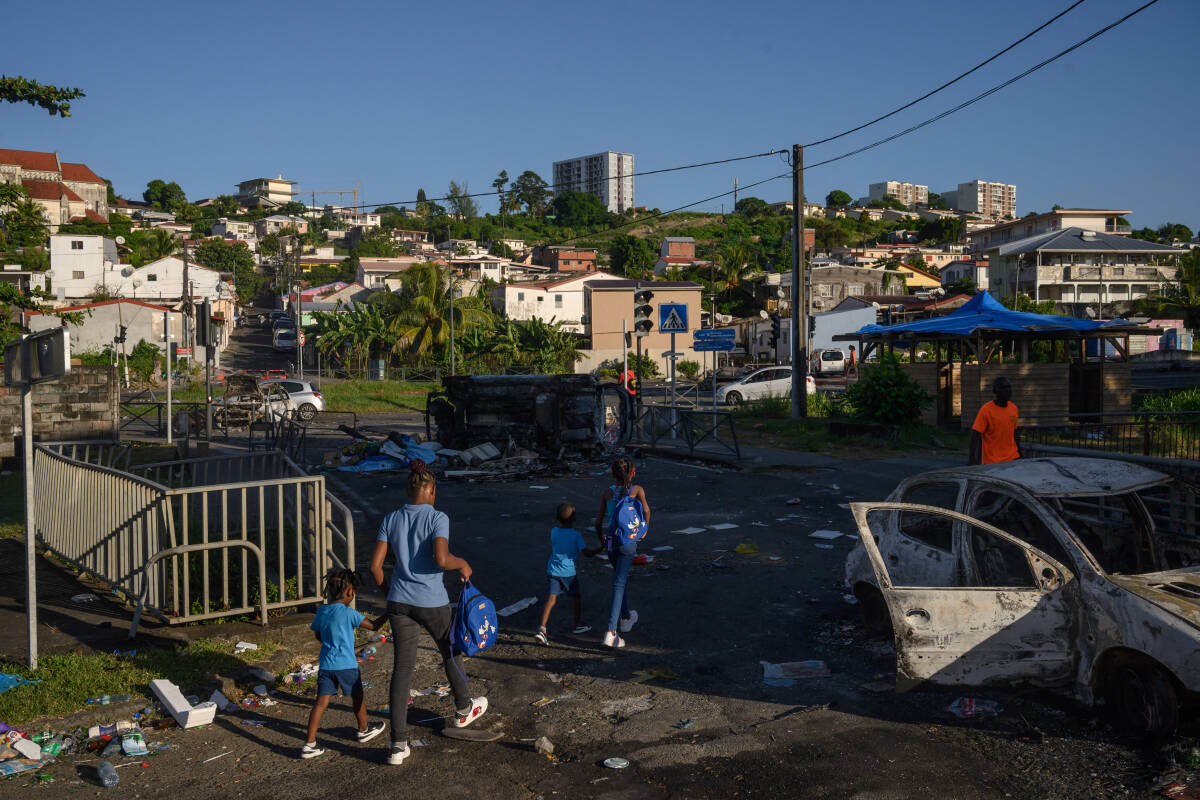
[164,311,173,445]
[622,319,627,388]
[21,339,37,670]
[448,266,455,376]
[634,281,643,422]
[790,144,808,418]
[296,241,304,379]
[669,332,677,439]
[182,242,191,353]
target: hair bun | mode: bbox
[410,459,428,474]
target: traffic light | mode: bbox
[633,288,654,337]
[195,300,216,347]
[768,313,781,348]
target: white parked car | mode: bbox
[715,366,816,406]
[844,457,1200,734]
[813,348,846,374]
[260,378,325,421]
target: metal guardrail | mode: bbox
[632,404,740,460]
[1019,411,1200,462]
[32,443,355,636]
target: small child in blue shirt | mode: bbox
[301,569,388,759]
[535,502,600,645]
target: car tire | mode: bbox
[855,583,894,640]
[1110,661,1179,736]
[725,391,743,407]
[297,403,317,422]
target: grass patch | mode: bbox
[736,416,969,458]
[0,475,22,540]
[170,379,432,414]
[0,638,283,727]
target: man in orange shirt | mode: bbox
[969,377,1020,465]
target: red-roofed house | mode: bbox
[0,148,109,231]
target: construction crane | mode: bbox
[301,181,363,213]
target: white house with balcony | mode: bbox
[969,208,1132,253]
[493,272,624,333]
[47,234,121,300]
[979,227,1181,317]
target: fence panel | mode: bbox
[1019,412,1200,462]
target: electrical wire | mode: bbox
[803,0,1089,148]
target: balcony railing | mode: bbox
[1105,223,1132,233]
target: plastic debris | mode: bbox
[733,543,759,555]
[71,593,100,604]
[97,760,119,788]
[121,731,149,756]
[947,697,1001,719]
[751,521,768,527]
[0,674,40,695]
[87,694,132,706]
[496,597,538,617]
[672,719,695,729]
[842,594,859,605]
[253,685,269,697]
[603,757,630,769]
[150,679,218,729]
[651,546,674,552]
[534,736,555,755]
[202,750,232,763]
[632,554,656,565]
[814,543,834,550]
[809,530,842,540]
[410,738,429,747]
[786,498,802,505]
[241,719,266,726]
[531,697,553,707]
[673,527,706,535]
[761,660,831,681]
[209,690,235,712]
[232,641,258,654]
[6,731,42,760]
[529,485,550,490]
[707,523,739,530]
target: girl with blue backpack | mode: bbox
[592,456,650,648]
[369,461,488,766]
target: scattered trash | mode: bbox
[71,593,100,604]
[242,666,275,684]
[416,683,451,697]
[673,527,706,535]
[809,530,842,540]
[601,696,654,717]
[150,679,218,729]
[1160,782,1200,799]
[529,485,550,490]
[632,554,656,565]
[814,543,834,550]
[210,690,235,712]
[111,649,136,657]
[497,597,538,617]
[672,719,695,730]
[409,738,429,747]
[97,760,119,788]
[534,736,555,755]
[733,543,759,555]
[709,559,728,568]
[531,697,554,707]
[761,660,831,681]
[786,498,802,505]
[751,521,768,527]
[232,641,258,654]
[947,697,1001,719]
[0,674,40,695]
[707,523,739,530]
[837,503,850,510]
[0,759,41,777]
[6,731,42,760]
[121,731,149,756]
[768,556,783,561]
[202,750,233,763]
[253,685,269,697]
[842,594,859,605]
[87,694,133,706]
[651,545,674,552]
[241,720,266,727]
[603,757,630,769]
[629,667,679,683]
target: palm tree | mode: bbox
[141,228,178,260]
[392,262,490,356]
[1140,249,1200,328]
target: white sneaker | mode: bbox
[534,629,549,645]
[387,743,410,765]
[453,696,488,728]
[572,624,592,635]
[300,742,325,759]
[357,722,385,743]
[619,609,638,633]
[602,630,625,648]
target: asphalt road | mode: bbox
[7,448,1191,799]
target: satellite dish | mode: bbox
[115,235,126,245]
[776,289,785,299]
[121,267,133,277]
[759,310,769,319]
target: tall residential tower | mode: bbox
[551,151,634,214]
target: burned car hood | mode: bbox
[1106,568,1200,628]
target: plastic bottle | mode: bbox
[97,761,119,788]
[361,646,377,657]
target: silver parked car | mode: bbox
[260,378,324,421]
[715,366,816,406]
[844,457,1200,734]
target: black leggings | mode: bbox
[386,601,471,745]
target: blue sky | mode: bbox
[5,0,1197,229]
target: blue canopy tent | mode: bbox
[833,292,1160,426]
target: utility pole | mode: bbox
[733,177,738,209]
[448,265,455,376]
[790,144,808,419]
[295,239,303,379]
[182,242,191,353]
[164,310,173,445]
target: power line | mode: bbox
[804,0,1089,148]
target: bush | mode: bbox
[842,352,933,425]
[676,359,700,380]
[1136,386,1200,415]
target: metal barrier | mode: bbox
[631,404,740,460]
[42,440,132,470]
[32,443,355,636]
[119,401,208,438]
[1019,412,1200,462]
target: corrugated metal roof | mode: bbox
[994,227,1182,257]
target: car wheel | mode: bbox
[297,403,317,422]
[854,583,894,640]
[725,391,743,406]
[1110,661,1179,736]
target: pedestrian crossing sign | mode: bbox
[659,303,688,333]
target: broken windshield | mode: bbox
[1047,482,1200,576]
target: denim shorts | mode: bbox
[547,575,579,596]
[316,668,363,697]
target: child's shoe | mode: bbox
[357,722,385,743]
[300,742,325,759]
[573,624,592,634]
[619,609,638,633]
[534,628,549,645]
[387,743,410,765]
[602,630,625,648]
[453,696,488,728]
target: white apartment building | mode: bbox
[493,272,624,333]
[869,180,928,209]
[211,218,257,242]
[235,176,296,207]
[47,235,121,299]
[942,180,1016,219]
[552,151,634,214]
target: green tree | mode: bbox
[550,190,608,228]
[212,195,240,216]
[392,261,490,354]
[512,170,549,216]
[446,181,479,221]
[1139,248,1200,328]
[127,228,178,265]
[143,179,187,212]
[1,185,51,246]
[1156,223,1193,243]
[609,234,656,278]
[192,238,262,304]
[259,233,280,257]
[0,75,85,117]
[278,201,308,218]
[842,351,934,425]
[825,190,852,208]
[944,277,978,296]
[916,216,964,245]
[1000,294,1058,314]
[926,192,948,210]
[734,197,770,218]
[353,227,400,257]
[489,241,515,259]
[491,171,508,218]
[868,196,908,211]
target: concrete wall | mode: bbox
[0,365,118,458]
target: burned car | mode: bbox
[844,457,1200,734]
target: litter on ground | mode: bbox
[708,523,739,530]
[673,527,706,535]
[733,543,759,554]
[497,597,538,616]
[761,660,832,680]
[809,530,842,540]
[947,697,1001,719]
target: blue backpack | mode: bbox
[607,486,648,546]
[450,581,498,657]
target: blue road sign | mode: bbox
[692,340,736,352]
[658,303,688,333]
[694,328,736,341]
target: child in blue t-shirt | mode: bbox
[301,569,388,759]
[535,502,600,645]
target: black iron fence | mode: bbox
[1018,412,1200,462]
[631,404,740,461]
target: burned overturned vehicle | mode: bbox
[426,374,631,457]
[844,457,1200,734]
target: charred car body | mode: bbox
[844,457,1200,734]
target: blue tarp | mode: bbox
[854,292,1128,338]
